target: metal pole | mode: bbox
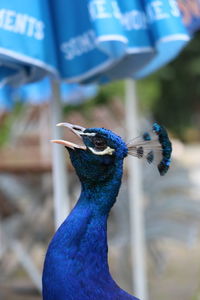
[51,80,70,230]
[125,79,148,300]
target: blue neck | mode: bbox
[79,172,122,215]
[55,159,123,259]
[43,161,124,299]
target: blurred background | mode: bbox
[0,31,200,300]
[0,1,200,300]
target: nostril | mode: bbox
[73,127,82,131]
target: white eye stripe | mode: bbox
[80,132,96,137]
[88,146,115,156]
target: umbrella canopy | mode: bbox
[0,84,13,111]
[0,0,192,85]
[134,0,190,78]
[17,78,98,105]
[0,1,57,84]
[0,78,98,109]
[52,0,155,83]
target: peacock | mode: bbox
[42,122,172,300]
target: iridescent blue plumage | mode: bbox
[42,122,172,300]
[142,132,151,141]
[43,125,138,300]
[152,122,172,175]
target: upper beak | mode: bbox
[50,122,87,150]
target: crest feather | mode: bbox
[127,123,172,176]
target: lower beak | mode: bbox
[50,122,87,150]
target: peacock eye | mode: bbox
[92,137,107,150]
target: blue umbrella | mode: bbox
[0,0,57,84]
[16,78,51,105]
[0,0,190,85]
[0,61,26,87]
[60,83,97,104]
[0,0,153,84]
[17,78,98,105]
[0,77,98,108]
[0,84,13,111]
[134,0,190,79]
[51,0,155,83]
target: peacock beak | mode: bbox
[50,122,87,150]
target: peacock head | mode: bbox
[51,123,128,184]
[51,122,172,184]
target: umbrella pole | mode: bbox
[51,80,70,230]
[125,80,148,300]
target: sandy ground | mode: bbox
[0,281,41,300]
[149,243,200,300]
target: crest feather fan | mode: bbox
[127,123,172,176]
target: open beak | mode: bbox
[50,122,87,150]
